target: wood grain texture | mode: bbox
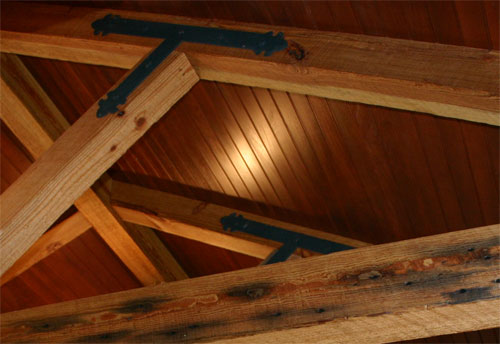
[0,53,187,284]
[75,188,187,283]
[1,3,498,125]
[114,205,273,259]
[123,222,189,281]
[0,52,199,275]
[0,212,91,286]
[0,78,54,159]
[1,224,498,343]
[0,53,68,142]
[111,180,370,248]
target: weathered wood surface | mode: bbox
[111,181,370,249]
[0,52,199,275]
[0,53,188,284]
[1,3,498,125]
[1,224,499,343]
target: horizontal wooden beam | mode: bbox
[2,224,498,343]
[0,51,199,275]
[114,205,274,259]
[0,53,188,284]
[1,3,498,125]
[0,212,91,286]
[111,181,370,250]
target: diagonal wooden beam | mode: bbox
[114,205,276,259]
[1,224,498,343]
[0,3,498,125]
[0,212,92,286]
[75,185,189,283]
[0,53,188,284]
[111,180,370,250]
[0,51,199,275]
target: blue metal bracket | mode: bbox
[221,213,353,265]
[92,15,288,117]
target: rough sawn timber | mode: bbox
[111,180,370,250]
[0,3,498,125]
[1,224,499,343]
[0,51,199,275]
[0,53,188,284]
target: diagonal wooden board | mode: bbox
[111,180,370,251]
[0,53,188,284]
[0,212,91,285]
[0,51,199,275]
[1,224,498,343]
[0,2,498,125]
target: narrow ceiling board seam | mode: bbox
[252,87,319,215]
[181,104,239,196]
[194,84,264,201]
[163,109,220,193]
[271,90,349,231]
[185,90,252,199]
[194,84,266,203]
[219,83,294,210]
[267,89,332,218]
[340,7,431,240]
[214,82,284,208]
[248,86,313,213]
[199,82,271,205]
[306,95,382,241]
[459,123,487,225]
[289,93,360,235]
[410,114,454,231]
[326,100,412,242]
[232,84,298,209]
[185,99,244,198]
[372,108,427,239]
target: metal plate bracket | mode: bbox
[92,15,288,117]
[221,213,353,265]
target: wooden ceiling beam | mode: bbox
[2,224,498,343]
[0,51,199,276]
[1,3,498,125]
[114,205,276,260]
[0,212,91,286]
[111,180,370,251]
[0,53,188,284]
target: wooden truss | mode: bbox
[1,3,499,343]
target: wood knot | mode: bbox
[135,117,146,129]
[359,270,382,280]
[287,40,306,61]
[46,242,62,253]
[246,288,264,299]
[192,202,208,215]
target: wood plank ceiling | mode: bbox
[1,1,498,342]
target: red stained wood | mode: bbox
[2,2,498,341]
[1,229,141,313]
[0,123,33,193]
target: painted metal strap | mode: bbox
[96,39,180,118]
[261,240,299,265]
[92,15,288,117]
[221,213,353,264]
